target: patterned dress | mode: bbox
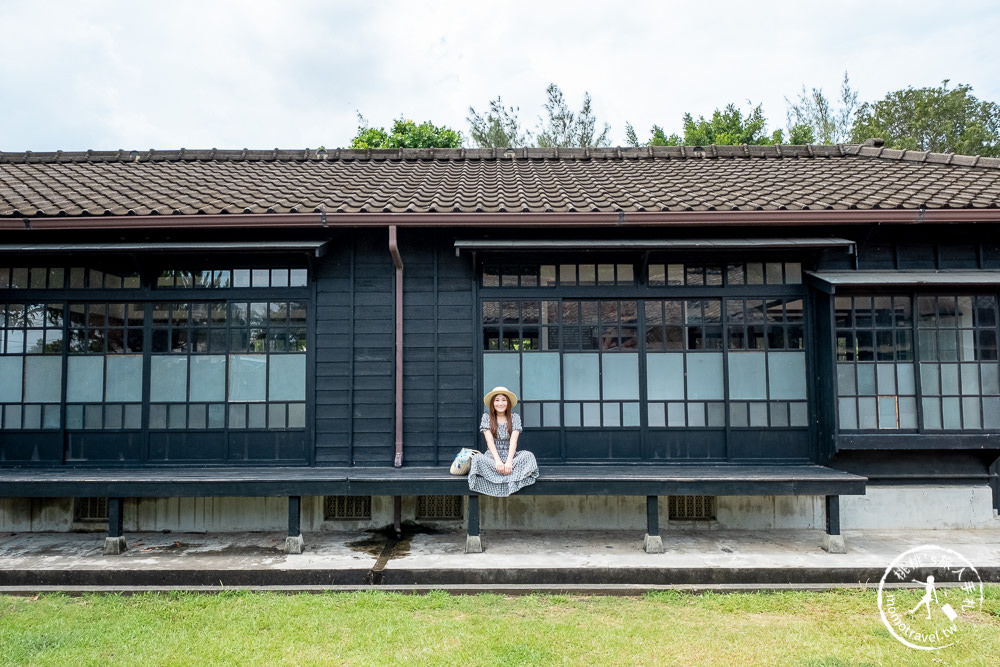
[468,412,538,497]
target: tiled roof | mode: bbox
[2,144,1000,218]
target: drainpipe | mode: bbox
[388,226,404,468]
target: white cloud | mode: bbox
[1,0,998,151]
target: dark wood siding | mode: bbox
[400,230,476,465]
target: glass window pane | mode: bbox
[42,404,61,429]
[189,355,227,402]
[288,403,306,428]
[922,397,941,429]
[248,403,267,428]
[960,364,980,395]
[896,365,916,395]
[582,402,600,427]
[769,402,789,427]
[66,404,83,429]
[728,352,767,400]
[602,403,620,427]
[522,352,560,400]
[858,397,877,429]
[982,364,1000,395]
[768,352,807,400]
[269,354,306,401]
[942,397,961,429]
[962,397,981,429]
[877,397,898,429]
[687,402,706,427]
[188,403,207,429]
[269,403,287,429]
[522,402,540,428]
[940,364,960,395]
[25,356,63,402]
[836,364,856,396]
[150,356,189,402]
[983,398,1000,428]
[789,402,808,427]
[168,404,186,429]
[483,353,520,397]
[542,402,560,427]
[707,402,726,427]
[563,354,600,400]
[105,355,142,402]
[124,404,142,429]
[564,403,581,427]
[898,397,917,429]
[0,357,22,402]
[876,364,896,395]
[647,354,685,400]
[920,363,940,395]
[856,364,876,395]
[23,404,41,429]
[229,404,247,428]
[749,402,768,426]
[648,402,665,427]
[687,353,724,400]
[667,402,686,427]
[730,402,748,427]
[838,398,858,430]
[104,404,123,429]
[229,354,267,401]
[602,354,639,400]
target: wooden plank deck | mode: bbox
[0,464,866,498]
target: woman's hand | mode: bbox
[495,458,513,475]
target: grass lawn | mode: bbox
[1,588,997,666]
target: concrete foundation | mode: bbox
[2,485,997,535]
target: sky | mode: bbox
[2,0,999,153]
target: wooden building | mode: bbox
[1,142,999,551]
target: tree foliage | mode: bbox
[466,97,529,148]
[534,83,611,148]
[627,103,784,147]
[786,72,859,145]
[350,116,462,149]
[850,81,1000,156]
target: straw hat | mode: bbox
[483,386,518,409]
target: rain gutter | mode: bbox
[6,208,1000,230]
[388,226,404,469]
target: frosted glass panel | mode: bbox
[522,352,560,400]
[602,354,638,400]
[728,352,766,399]
[836,364,855,396]
[940,364,959,395]
[984,398,1000,428]
[960,364,980,395]
[768,352,807,400]
[189,355,227,402]
[105,356,142,402]
[25,356,62,402]
[0,357,22,402]
[898,397,917,429]
[963,397,981,428]
[563,354,600,400]
[897,365,915,395]
[150,356,188,402]
[623,402,639,426]
[67,356,104,402]
[982,364,1000,395]
[603,403,620,427]
[483,353,520,396]
[582,402,600,426]
[229,355,267,401]
[878,397,898,429]
[687,353,723,400]
[667,402,686,426]
[922,397,942,429]
[269,354,306,401]
[647,354,684,400]
[838,398,857,429]
[856,364,876,395]
[920,364,940,395]
[876,364,896,394]
[648,402,665,426]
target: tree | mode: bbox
[785,72,859,145]
[350,115,462,149]
[467,97,530,148]
[850,81,1000,156]
[626,103,784,147]
[535,83,611,148]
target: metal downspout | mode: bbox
[389,227,404,536]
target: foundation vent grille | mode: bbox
[416,495,463,520]
[75,497,109,522]
[324,496,371,520]
[668,495,716,520]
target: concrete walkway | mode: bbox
[1,527,998,593]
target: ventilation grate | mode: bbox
[668,495,716,520]
[75,497,109,522]
[416,495,463,520]
[324,496,371,520]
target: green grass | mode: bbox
[0,588,997,666]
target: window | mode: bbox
[480,260,809,433]
[1,263,309,435]
[836,294,1000,431]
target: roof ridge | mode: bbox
[2,145,998,168]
